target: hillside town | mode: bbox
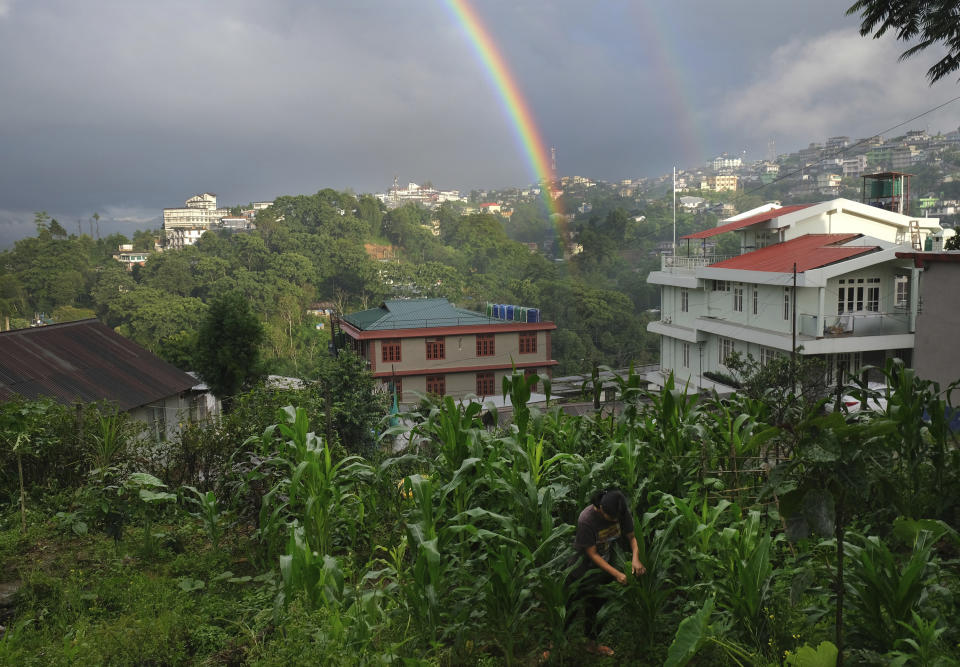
[5,0,960,662]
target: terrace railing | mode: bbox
[799,311,912,338]
[660,254,735,272]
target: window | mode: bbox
[733,284,744,312]
[756,231,775,248]
[425,337,445,360]
[382,338,401,363]
[151,405,166,443]
[719,338,734,366]
[838,277,878,313]
[524,367,540,389]
[752,287,759,315]
[682,342,690,368]
[783,288,791,320]
[519,331,537,354]
[760,347,779,366]
[426,375,446,396]
[476,333,495,357]
[713,280,730,292]
[680,288,689,313]
[866,281,880,312]
[382,377,402,399]
[895,276,910,308]
[476,372,495,396]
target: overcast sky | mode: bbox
[1,0,958,245]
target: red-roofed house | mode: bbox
[646,198,943,393]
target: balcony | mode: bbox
[660,254,735,273]
[799,311,911,338]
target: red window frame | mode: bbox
[426,374,446,396]
[383,377,402,399]
[519,331,537,354]
[425,336,445,360]
[476,333,495,357]
[524,367,540,389]
[382,339,401,363]
[476,372,495,397]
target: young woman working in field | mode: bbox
[565,488,645,656]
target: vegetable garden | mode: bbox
[1,359,959,665]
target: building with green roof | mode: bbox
[340,299,556,404]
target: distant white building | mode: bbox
[163,193,229,245]
[376,180,466,209]
[647,198,942,394]
[112,244,150,270]
[843,155,868,177]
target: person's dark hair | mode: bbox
[590,489,628,519]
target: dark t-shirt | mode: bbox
[572,504,634,569]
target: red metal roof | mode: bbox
[708,234,878,273]
[0,319,197,410]
[682,204,813,240]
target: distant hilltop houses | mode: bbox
[669,125,960,202]
[161,193,268,250]
[375,179,466,210]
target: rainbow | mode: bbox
[444,0,566,232]
[628,3,706,167]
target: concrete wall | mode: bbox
[914,262,960,387]
[373,330,547,374]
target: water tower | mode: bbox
[861,171,911,214]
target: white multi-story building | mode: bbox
[163,193,229,244]
[647,199,942,393]
[711,155,743,171]
[843,155,868,177]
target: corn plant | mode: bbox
[182,485,227,549]
[714,510,780,647]
[641,373,706,498]
[401,473,459,644]
[278,522,342,611]
[124,472,178,556]
[607,508,683,648]
[663,494,736,587]
[88,409,129,483]
[889,611,953,666]
[261,406,373,557]
[843,531,938,651]
[415,395,485,474]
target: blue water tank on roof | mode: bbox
[528,308,540,323]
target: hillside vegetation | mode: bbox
[0,363,958,664]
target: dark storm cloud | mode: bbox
[0,0,955,245]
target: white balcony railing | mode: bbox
[799,311,911,338]
[660,254,735,272]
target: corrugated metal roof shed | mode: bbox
[0,319,197,410]
[344,299,496,331]
[708,234,878,273]
[682,204,812,240]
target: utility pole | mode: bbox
[791,263,798,391]
[672,167,677,255]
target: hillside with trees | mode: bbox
[0,188,681,378]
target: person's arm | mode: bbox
[585,545,627,585]
[626,532,646,576]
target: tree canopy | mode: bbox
[847,0,960,83]
[193,291,265,410]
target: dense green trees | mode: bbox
[0,184,704,376]
[193,291,265,411]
